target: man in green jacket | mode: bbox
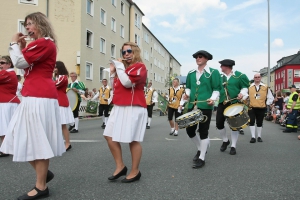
[68,72,86,133]
[183,50,221,168]
[216,59,249,155]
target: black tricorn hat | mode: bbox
[192,50,213,60]
[289,84,296,88]
[219,59,235,67]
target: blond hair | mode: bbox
[25,12,57,45]
[121,42,143,68]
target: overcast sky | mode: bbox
[135,0,300,78]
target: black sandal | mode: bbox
[17,186,49,200]
[0,152,9,157]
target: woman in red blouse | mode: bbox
[104,42,147,183]
[0,12,65,200]
[54,61,74,151]
[0,56,20,157]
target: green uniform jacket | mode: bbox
[68,81,86,101]
[186,67,221,109]
[219,71,249,104]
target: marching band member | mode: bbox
[92,79,111,129]
[1,12,65,199]
[145,81,158,129]
[104,42,147,183]
[216,59,249,155]
[67,72,86,133]
[183,50,221,168]
[167,78,185,136]
[0,56,20,157]
[54,61,75,150]
[248,73,274,143]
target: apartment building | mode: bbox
[0,0,181,91]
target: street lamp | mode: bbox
[267,0,270,87]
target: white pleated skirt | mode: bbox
[0,97,66,162]
[0,103,19,136]
[103,105,147,143]
[59,106,75,125]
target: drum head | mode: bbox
[66,89,78,111]
[177,110,200,120]
[224,104,243,117]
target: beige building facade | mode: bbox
[0,0,181,92]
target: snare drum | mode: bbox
[223,103,250,130]
[66,88,78,111]
[176,110,207,129]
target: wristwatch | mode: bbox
[10,42,18,46]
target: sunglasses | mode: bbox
[195,55,204,59]
[0,61,8,65]
[254,77,261,78]
[122,49,133,55]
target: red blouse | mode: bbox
[112,62,147,108]
[55,75,69,107]
[21,37,57,99]
[0,69,20,103]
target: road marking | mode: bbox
[165,138,178,141]
[70,140,102,142]
[210,137,222,141]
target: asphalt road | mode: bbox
[1,111,300,200]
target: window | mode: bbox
[100,67,105,81]
[100,9,106,25]
[120,25,124,38]
[111,18,116,32]
[111,44,116,58]
[86,30,93,48]
[100,38,106,53]
[86,0,93,16]
[294,70,300,77]
[19,0,38,5]
[121,1,125,14]
[134,34,140,46]
[135,13,140,28]
[144,33,149,43]
[154,73,156,82]
[18,20,27,36]
[86,62,93,80]
[112,0,117,7]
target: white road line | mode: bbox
[70,140,102,142]
[165,138,178,141]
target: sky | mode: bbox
[134,0,300,79]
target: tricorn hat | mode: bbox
[219,59,235,67]
[192,50,213,60]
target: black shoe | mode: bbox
[17,187,49,200]
[108,166,128,180]
[220,140,230,152]
[121,171,141,183]
[239,129,244,135]
[146,126,150,129]
[70,129,79,133]
[283,130,292,133]
[46,170,54,183]
[250,138,256,143]
[0,152,9,157]
[66,145,72,151]
[68,124,75,131]
[193,150,200,162]
[101,122,105,128]
[169,130,175,135]
[192,158,205,168]
[174,132,178,136]
[257,137,263,142]
[229,147,236,155]
[102,125,106,129]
